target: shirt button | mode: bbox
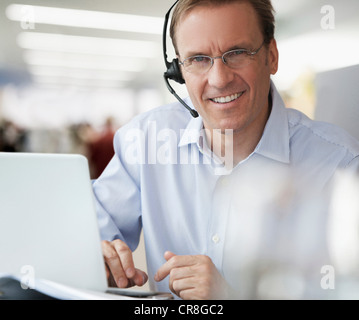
[212,234,220,244]
[219,177,229,187]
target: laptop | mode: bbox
[0,152,172,300]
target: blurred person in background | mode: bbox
[0,120,26,152]
[87,117,116,179]
[0,123,3,151]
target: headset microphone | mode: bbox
[163,0,199,118]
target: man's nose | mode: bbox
[207,58,235,89]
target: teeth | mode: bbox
[212,92,243,104]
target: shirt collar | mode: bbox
[178,81,291,164]
[178,98,203,147]
[255,81,290,164]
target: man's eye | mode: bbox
[227,50,246,57]
[192,56,208,63]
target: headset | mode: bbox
[163,0,199,118]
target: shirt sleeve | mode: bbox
[92,128,142,252]
[345,155,359,175]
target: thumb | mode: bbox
[164,251,176,261]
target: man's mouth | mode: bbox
[210,91,245,104]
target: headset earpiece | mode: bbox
[164,58,185,84]
[163,1,198,118]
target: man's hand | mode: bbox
[154,251,231,300]
[101,239,148,288]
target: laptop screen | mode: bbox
[0,152,108,291]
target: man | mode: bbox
[93,0,359,299]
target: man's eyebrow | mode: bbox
[227,42,254,51]
[181,42,254,58]
[181,50,209,58]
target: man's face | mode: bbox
[176,2,278,134]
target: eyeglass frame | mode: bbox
[178,41,266,74]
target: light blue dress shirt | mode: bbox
[92,82,359,294]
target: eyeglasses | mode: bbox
[179,41,265,75]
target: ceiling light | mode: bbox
[31,76,126,89]
[28,66,134,82]
[6,4,163,35]
[17,32,158,58]
[23,50,146,72]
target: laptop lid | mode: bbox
[0,152,108,292]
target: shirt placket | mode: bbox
[207,173,234,275]
[196,129,234,273]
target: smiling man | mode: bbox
[93,0,359,300]
[173,0,278,164]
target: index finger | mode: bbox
[112,239,136,279]
[110,240,148,287]
[101,240,128,287]
[154,253,197,282]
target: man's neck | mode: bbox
[206,94,272,167]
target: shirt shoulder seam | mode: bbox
[288,117,359,159]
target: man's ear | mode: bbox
[268,38,279,75]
